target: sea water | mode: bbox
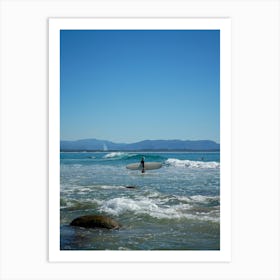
[60,152,220,250]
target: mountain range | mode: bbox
[60,138,220,151]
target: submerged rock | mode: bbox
[125,185,137,189]
[70,215,120,229]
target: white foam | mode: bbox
[99,196,219,222]
[98,185,126,190]
[165,158,220,169]
[190,195,212,202]
[77,187,91,192]
[100,197,159,215]
[170,195,220,204]
[103,152,126,158]
[60,198,102,210]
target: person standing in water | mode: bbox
[140,157,145,173]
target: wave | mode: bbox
[174,194,220,203]
[61,187,220,222]
[61,184,132,194]
[103,152,165,161]
[99,195,219,222]
[60,198,101,211]
[165,158,220,169]
[103,152,127,158]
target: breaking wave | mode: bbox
[103,152,165,161]
[165,158,220,169]
[99,195,220,222]
[103,152,128,158]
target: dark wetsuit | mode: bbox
[140,158,145,173]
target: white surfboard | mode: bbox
[126,162,162,170]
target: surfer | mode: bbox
[140,157,145,173]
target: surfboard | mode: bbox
[126,162,162,170]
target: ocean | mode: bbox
[60,151,220,250]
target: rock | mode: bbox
[70,215,120,229]
[125,186,136,189]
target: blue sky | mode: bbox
[60,30,220,143]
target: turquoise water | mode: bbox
[60,152,220,250]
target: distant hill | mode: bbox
[60,138,220,151]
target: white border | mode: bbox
[49,18,231,262]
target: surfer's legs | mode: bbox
[140,161,144,173]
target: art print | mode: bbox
[49,18,231,262]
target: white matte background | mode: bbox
[0,0,279,280]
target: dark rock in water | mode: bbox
[70,215,120,229]
[125,185,136,189]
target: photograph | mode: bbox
[59,28,222,251]
[1,0,279,277]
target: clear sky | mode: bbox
[60,30,220,143]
